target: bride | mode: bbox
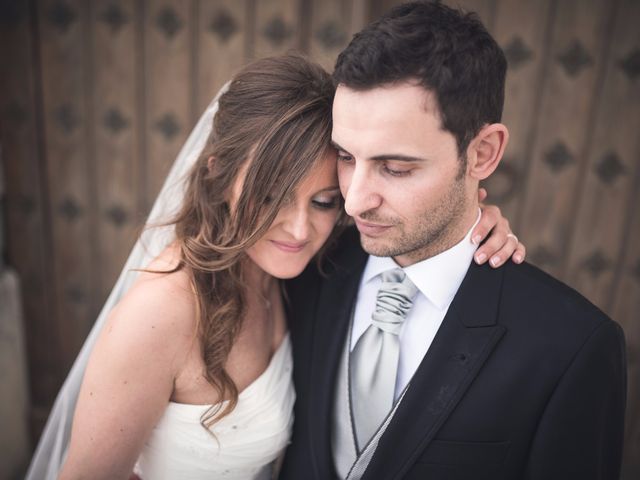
[27,54,525,480]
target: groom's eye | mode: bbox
[337,151,353,163]
[383,163,411,177]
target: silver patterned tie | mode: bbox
[350,268,418,450]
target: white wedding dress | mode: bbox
[133,335,295,480]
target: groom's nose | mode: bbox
[340,162,382,218]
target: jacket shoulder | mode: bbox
[501,261,615,334]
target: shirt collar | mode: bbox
[361,210,481,310]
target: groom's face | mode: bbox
[332,82,474,266]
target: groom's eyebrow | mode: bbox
[370,153,427,162]
[330,140,427,163]
[331,140,349,153]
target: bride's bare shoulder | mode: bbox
[67,244,201,477]
[104,243,199,353]
[133,243,192,298]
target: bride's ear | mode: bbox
[207,156,216,172]
[466,124,509,180]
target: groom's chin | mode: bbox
[358,233,394,258]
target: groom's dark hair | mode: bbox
[333,1,506,155]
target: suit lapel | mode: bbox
[308,233,368,479]
[361,262,507,480]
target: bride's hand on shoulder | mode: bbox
[472,188,526,268]
[59,268,196,480]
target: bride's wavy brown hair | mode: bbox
[169,55,347,429]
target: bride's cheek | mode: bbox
[323,214,339,237]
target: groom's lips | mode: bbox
[354,219,392,236]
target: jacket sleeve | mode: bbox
[524,320,627,479]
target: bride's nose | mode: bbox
[280,203,311,241]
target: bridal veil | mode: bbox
[26,84,228,480]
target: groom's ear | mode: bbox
[466,123,509,180]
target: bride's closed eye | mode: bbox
[312,194,341,210]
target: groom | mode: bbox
[280,2,626,479]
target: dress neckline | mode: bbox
[168,332,290,409]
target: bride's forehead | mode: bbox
[230,146,337,203]
[295,154,339,193]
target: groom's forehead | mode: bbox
[332,82,439,118]
[331,83,443,143]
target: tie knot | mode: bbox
[371,269,418,335]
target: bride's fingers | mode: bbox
[471,204,501,246]
[474,225,512,267]
[474,219,525,269]
[513,240,526,264]
[473,204,527,267]
[479,233,526,267]
[478,187,488,204]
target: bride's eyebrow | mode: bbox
[315,186,340,193]
[308,186,340,196]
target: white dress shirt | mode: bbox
[350,212,480,400]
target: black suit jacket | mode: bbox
[280,227,626,480]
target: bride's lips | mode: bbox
[270,240,308,253]
[354,219,392,236]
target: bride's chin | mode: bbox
[268,259,314,280]
[262,262,308,280]
[244,257,309,281]
[272,269,306,280]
